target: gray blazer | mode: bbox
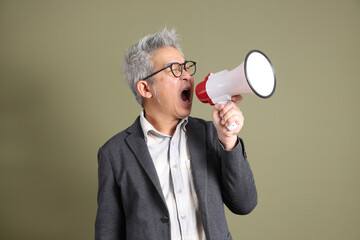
[95,116,257,240]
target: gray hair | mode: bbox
[122,28,183,106]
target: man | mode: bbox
[95,28,257,240]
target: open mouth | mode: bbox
[181,89,191,102]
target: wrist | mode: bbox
[219,136,238,151]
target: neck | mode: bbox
[143,110,180,136]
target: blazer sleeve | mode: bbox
[95,147,126,240]
[218,138,258,215]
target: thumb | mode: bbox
[231,95,243,104]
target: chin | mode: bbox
[176,107,192,119]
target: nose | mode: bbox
[180,69,192,81]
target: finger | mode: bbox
[214,103,226,112]
[231,95,243,104]
[212,106,220,121]
[220,101,239,118]
[221,108,236,125]
[225,114,244,131]
[212,105,225,126]
[222,108,243,126]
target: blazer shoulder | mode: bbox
[100,129,128,151]
[188,116,214,129]
[188,116,218,137]
[99,117,141,153]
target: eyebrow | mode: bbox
[163,60,186,67]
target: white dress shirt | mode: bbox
[140,111,206,240]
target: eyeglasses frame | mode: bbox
[143,60,196,80]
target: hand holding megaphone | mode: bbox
[216,95,244,131]
[196,50,276,131]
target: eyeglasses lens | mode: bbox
[185,62,195,76]
[171,63,182,77]
[170,61,196,78]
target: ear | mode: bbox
[137,80,153,99]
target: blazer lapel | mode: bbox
[125,117,167,206]
[124,117,209,218]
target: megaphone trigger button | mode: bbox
[227,122,237,132]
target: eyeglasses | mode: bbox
[143,60,196,80]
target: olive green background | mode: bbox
[1,0,359,239]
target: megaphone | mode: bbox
[196,49,276,105]
[195,49,276,131]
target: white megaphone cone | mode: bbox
[196,50,276,131]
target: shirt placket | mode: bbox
[169,126,188,238]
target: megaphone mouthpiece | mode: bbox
[195,73,214,104]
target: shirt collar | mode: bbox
[140,111,188,142]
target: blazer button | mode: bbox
[161,216,169,223]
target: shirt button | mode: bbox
[173,164,178,168]
[177,189,182,194]
[181,215,187,220]
[161,216,169,223]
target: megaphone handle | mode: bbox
[226,122,238,131]
[217,100,238,132]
